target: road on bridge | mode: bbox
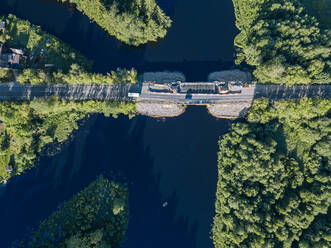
[0,82,137,101]
[139,84,331,104]
[0,82,330,102]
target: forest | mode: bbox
[213,98,330,247]
[17,65,137,85]
[14,176,129,248]
[1,14,91,72]
[0,68,14,82]
[57,0,172,46]
[0,15,137,84]
[232,0,331,85]
[0,98,136,183]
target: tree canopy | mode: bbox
[213,98,331,248]
[15,176,129,248]
[0,15,138,85]
[232,0,331,85]
[0,99,136,182]
[58,0,172,46]
[17,64,137,85]
[1,14,91,72]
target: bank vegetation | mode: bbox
[232,0,331,85]
[15,176,129,248]
[0,98,136,182]
[213,98,330,247]
[0,15,137,85]
[57,0,172,46]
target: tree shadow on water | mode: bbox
[0,113,198,248]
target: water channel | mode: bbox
[0,0,238,247]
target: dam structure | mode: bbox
[0,70,330,118]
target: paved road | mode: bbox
[139,83,256,103]
[254,84,331,99]
[139,84,331,103]
[0,82,136,101]
[0,82,330,102]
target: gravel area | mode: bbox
[207,101,252,119]
[136,102,185,118]
[208,70,252,83]
[141,71,186,83]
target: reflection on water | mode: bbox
[0,0,238,247]
[1,0,237,80]
[0,107,231,248]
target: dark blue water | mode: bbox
[0,107,232,248]
[0,0,238,247]
[0,0,237,80]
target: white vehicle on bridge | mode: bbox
[128,92,140,98]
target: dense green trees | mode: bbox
[16,176,129,248]
[0,99,136,182]
[299,0,331,29]
[213,98,330,248]
[0,15,138,84]
[0,69,14,82]
[1,14,91,72]
[17,64,137,85]
[232,0,331,85]
[57,0,172,46]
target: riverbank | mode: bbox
[208,69,252,83]
[56,0,171,46]
[207,101,251,119]
[141,71,185,83]
[136,101,185,118]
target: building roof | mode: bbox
[10,48,24,55]
[179,82,216,93]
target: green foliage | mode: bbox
[299,0,331,29]
[57,0,172,46]
[232,0,331,85]
[17,176,129,248]
[0,69,14,82]
[213,98,331,248]
[17,64,137,85]
[0,14,91,72]
[1,15,138,85]
[0,99,136,182]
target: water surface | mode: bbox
[0,107,232,248]
[0,0,238,247]
[1,0,237,80]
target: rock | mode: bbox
[141,71,186,84]
[208,70,252,83]
[207,101,252,119]
[136,102,185,118]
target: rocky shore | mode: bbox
[208,70,252,83]
[140,71,186,83]
[207,101,251,119]
[136,102,185,118]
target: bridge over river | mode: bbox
[0,76,330,118]
[0,82,330,102]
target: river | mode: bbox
[0,0,238,247]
